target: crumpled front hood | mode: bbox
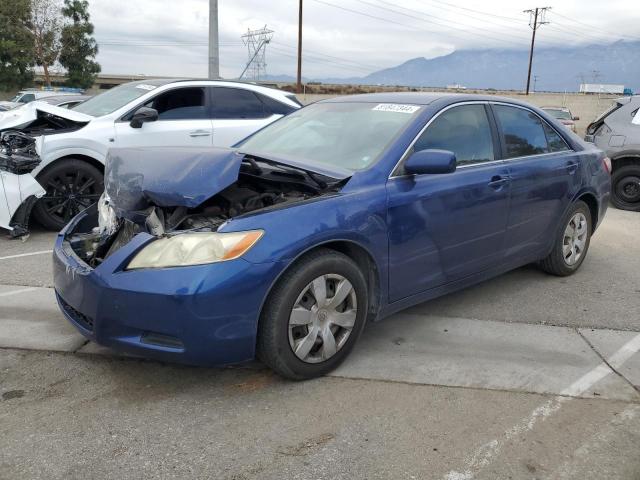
[104,146,244,213]
[0,101,93,130]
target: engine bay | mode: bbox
[67,157,345,267]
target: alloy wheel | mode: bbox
[288,273,358,364]
[41,170,101,225]
[562,212,588,266]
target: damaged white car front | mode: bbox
[0,131,45,238]
[0,102,92,238]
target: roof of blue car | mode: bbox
[321,92,530,107]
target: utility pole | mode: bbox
[524,6,550,95]
[297,0,303,93]
[209,0,220,79]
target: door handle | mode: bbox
[189,130,211,137]
[566,162,579,174]
[488,175,509,189]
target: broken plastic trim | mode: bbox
[0,131,41,175]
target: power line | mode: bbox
[354,0,529,45]
[309,0,422,30]
[311,0,529,48]
[549,10,640,41]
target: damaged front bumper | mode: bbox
[53,207,283,366]
[0,131,45,236]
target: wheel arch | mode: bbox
[576,192,599,231]
[35,154,105,177]
[610,151,640,172]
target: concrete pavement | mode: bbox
[1,208,639,479]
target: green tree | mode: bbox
[0,0,35,90]
[59,0,100,89]
[28,0,63,87]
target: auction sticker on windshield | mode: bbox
[136,84,157,91]
[372,104,420,114]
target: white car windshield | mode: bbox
[72,82,160,117]
[239,102,421,172]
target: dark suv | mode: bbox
[585,96,640,211]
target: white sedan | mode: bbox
[0,79,301,234]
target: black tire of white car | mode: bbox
[538,200,592,277]
[611,164,640,212]
[257,248,369,380]
[33,158,104,231]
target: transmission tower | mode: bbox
[240,26,274,81]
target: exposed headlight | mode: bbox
[126,230,263,269]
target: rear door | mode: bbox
[386,103,511,301]
[491,103,579,259]
[210,87,284,147]
[114,86,213,148]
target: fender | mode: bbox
[610,148,640,161]
[31,147,107,176]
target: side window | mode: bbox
[413,104,494,166]
[144,87,207,120]
[212,87,268,119]
[542,123,570,153]
[256,93,296,116]
[494,105,548,158]
[20,94,35,103]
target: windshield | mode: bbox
[239,102,421,171]
[72,82,158,117]
[545,109,571,120]
[10,94,22,102]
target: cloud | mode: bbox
[88,0,640,79]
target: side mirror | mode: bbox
[404,149,456,175]
[130,107,159,128]
[572,116,580,121]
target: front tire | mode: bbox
[257,248,369,380]
[33,159,104,231]
[611,164,640,211]
[538,200,592,276]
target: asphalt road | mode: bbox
[0,207,639,479]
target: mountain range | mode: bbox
[266,41,639,92]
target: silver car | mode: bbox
[585,96,640,211]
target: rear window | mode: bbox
[212,87,269,119]
[494,105,548,158]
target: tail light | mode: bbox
[602,157,612,174]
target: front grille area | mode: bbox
[58,294,94,332]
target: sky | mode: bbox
[88,0,640,80]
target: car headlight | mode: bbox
[126,230,263,269]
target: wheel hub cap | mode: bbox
[288,274,358,364]
[562,212,588,266]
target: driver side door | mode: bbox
[386,103,511,302]
[114,86,213,148]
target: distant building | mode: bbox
[446,84,466,90]
[579,83,625,94]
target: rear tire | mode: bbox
[611,164,640,211]
[538,200,592,276]
[257,248,368,380]
[33,159,104,231]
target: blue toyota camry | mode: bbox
[53,93,611,379]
